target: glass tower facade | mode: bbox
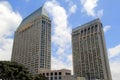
[11,6,51,74]
[72,19,112,80]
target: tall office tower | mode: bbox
[11,6,51,74]
[72,19,112,80]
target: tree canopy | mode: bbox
[0,61,47,80]
[0,61,33,80]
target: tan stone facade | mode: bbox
[72,19,112,80]
[39,69,71,80]
[11,6,51,74]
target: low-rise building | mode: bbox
[39,69,71,80]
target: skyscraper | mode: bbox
[72,19,112,80]
[11,6,51,74]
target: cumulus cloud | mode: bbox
[103,25,111,32]
[97,9,103,18]
[44,0,72,70]
[0,38,13,61]
[0,1,22,61]
[44,0,71,54]
[65,0,77,15]
[51,54,72,72]
[108,44,120,80]
[80,0,103,17]
[110,58,120,80]
[108,44,120,58]
[51,56,68,70]
[69,4,77,15]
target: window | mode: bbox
[42,20,45,24]
[91,26,94,32]
[50,77,53,80]
[55,77,57,80]
[59,72,61,75]
[84,29,86,35]
[81,30,83,34]
[55,72,57,75]
[84,29,86,33]
[59,77,61,79]
[95,25,98,31]
[88,27,90,34]
[66,73,70,75]
[47,73,49,76]
[51,73,53,76]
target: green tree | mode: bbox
[0,61,33,80]
[0,61,48,80]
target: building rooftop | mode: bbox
[18,6,49,28]
[39,69,71,73]
[72,18,101,32]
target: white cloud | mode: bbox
[51,56,67,70]
[51,54,73,72]
[67,54,72,62]
[103,25,111,32]
[0,1,22,61]
[108,44,120,58]
[108,44,120,80]
[44,0,71,54]
[69,4,77,14]
[110,58,120,80]
[97,9,103,18]
[65,0,77,15]
[80,0,103,17]
[44,0,72,70]
[0,38,13,61]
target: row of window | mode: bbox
[42,72,62,76]
[48,76,61,80]
[73,24,98,36]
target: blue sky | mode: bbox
[0,0,120,80]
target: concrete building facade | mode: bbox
[11,6,51,74]
[62,75,86,80]
[72,19,112,80]
[39,69,86,80]
[39,69,71,80]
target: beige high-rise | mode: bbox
[11,6,51,74]
[72,19,112,80]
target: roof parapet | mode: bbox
[72,18,101,32]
